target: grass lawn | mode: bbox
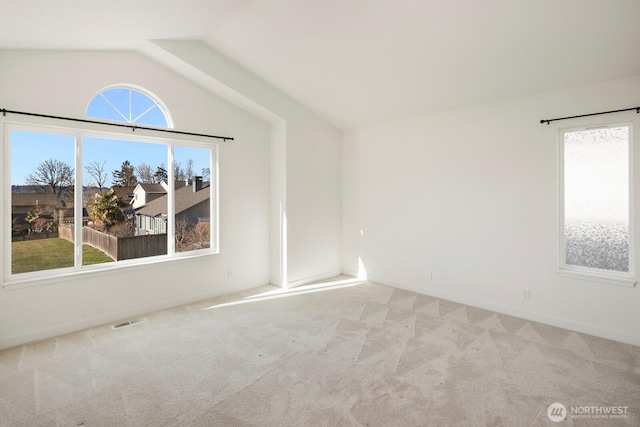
[11,237,113,274]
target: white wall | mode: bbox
[343,75,640,345]
[151,40,343,287]
[0,49,271,349]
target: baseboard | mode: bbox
[367,274,640,347]
[341,268,360,278]
[270,270,343,289]
[0,285,258,351]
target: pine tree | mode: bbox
[112,160,138,186]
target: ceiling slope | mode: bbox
[1,0,639,128]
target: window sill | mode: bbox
[2,250,217,290]
[557,268,637,288]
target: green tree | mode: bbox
[88,189,127,226]
[112,160,138,186]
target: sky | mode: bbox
[11,131,211,186]
[10,87,211,186]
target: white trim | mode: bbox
[557,268,636,288]
[0,282,229,351]
[273,270,343,289]
[341,268,360,278]
[367,274,640,347]
[2,123,10,284]
[87,84,174,129]
[212,145,220,252]
[557,122,635,284]
[74,136,83,268]
[167,143,176,255]
[3,118,219,288]
[3,250,216,290]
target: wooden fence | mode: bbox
[83,226,118,259]
[114,233,167,261]
[58,224,73,242]
[59,224,167,261]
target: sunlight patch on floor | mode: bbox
[202,276,365,310]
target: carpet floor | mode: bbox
[0,278,638,426]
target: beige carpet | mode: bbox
[0,278,638,426]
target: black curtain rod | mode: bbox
[0,108,234,141]
[540,106,640,125]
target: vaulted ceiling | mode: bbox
[2,0,639,128]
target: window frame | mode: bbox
[86,84,174,128]
[3,116,219,288]
[557,121,636,287]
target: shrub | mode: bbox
[107,221,135,237]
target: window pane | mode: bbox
[10,130,76,274]
[87,87,169,127]
[101,88,131,121]
[130,89,156,121]
[563,126,630,272]
[174,146,212,253]
[135,106,168,127]
[84,137,168,262]
[87,95,127,123]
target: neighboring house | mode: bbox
[106,185,138,219]
[131,182,169,209]
[108,185,137,205]
[11,192,78,232]
[135,177,209,235]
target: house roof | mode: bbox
[135,183,167,194]
[11,193,70,208]
[109,186,137,202]
[11,191,92,220]
[136,183,210,217]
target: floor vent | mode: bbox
[111,317,149,330]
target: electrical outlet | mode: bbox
[228,268,233,278]
[424,269,433,280]
[522,289,530,301]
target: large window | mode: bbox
[559,123,633,282]
[4,86,217,285]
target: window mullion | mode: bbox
[3,124,11,282]
[212,145,219,252]
[99,93,128,123]
[167,144,175,255]
[628,124,635,278]
[74,135,83,269]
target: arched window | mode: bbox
[86,85,172,128]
